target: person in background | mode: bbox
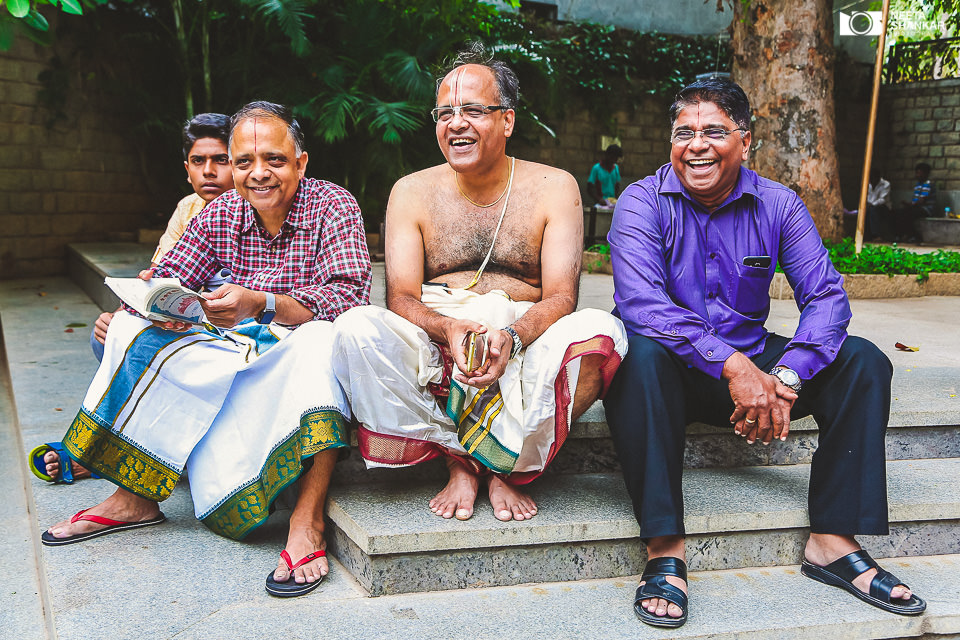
[893,162,935,241]
[587,144,623,208]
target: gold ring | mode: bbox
[745,418,757,424]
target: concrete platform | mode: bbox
[326,462,960,595]
[1,251,958,637]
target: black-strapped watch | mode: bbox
[502,326,523,359]
[769,365,802,392]
[257,292,276,324]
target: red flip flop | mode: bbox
[265,549,327,597]
[41,508,166,546]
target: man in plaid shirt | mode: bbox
[44,102,371,599]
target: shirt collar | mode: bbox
[239,180,313,233]
[660,164,760,210]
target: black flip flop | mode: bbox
[265,549,326,598]
[41,508,166,546]
[801,550,926,616]
[634,556,688,628]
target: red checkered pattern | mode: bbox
[153,178,372,321]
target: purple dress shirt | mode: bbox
[608,164,851,380]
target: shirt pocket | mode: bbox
[734,262,773,315]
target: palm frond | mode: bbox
[362,99,424,144]
[239,0,313,56]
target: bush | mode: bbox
[586,238,960,281]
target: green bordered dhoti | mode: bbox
[63,311,349,540]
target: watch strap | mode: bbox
[257,291,276,324]
[769,365,802,392]
[502,326,523,359]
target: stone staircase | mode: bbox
[324,407,960,598]
[18,242,959,639]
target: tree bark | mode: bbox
[732,0,844,239]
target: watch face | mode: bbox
[779,369,800,386]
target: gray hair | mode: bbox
[436,42,520,111]
[228,101,305,157]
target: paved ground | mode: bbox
[0,267,958,639]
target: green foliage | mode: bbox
[0,0,103,50]
[36,0,730,228]
[824,239,960,281]
[585,243,611,255]
[587,238,960,281]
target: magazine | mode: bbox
[104,277,210,326]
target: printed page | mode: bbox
[104,277,206,325]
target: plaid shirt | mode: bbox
[153,178,371,323]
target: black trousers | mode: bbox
[603,333,893,539]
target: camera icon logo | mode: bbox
[839,11,884,36]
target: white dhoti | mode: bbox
[332,287,627,482]
[62,311,350,540]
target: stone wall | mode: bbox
[510,96,673,202]
[879,78,960,213]
[0,35,154,278]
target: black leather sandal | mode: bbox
[801,549,926,616]
[633,556,688,628]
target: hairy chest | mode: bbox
[423,201,542,282]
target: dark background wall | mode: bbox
[0,35,155,278]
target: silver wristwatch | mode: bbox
[502,326,523,359]
[770,366,802,392]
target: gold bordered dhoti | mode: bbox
[62,311,350,539]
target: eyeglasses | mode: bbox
[431,104,508,123]
[670,127,747,145]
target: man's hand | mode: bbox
[454,328,513,389]
[722,352,797,444]
[93,311,115,345]
[136,269,191,331]
[200,284,260,328]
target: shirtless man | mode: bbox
[333,46,626,521]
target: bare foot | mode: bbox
[272,524,328,585]
[429,459,480,520]
[488,476,537,521]
[44,449,92,481]
[640,535,687,621]
[805,534,912,601]
[46,489,160,540]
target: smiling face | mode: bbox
[670,101,750,210]
[184,137,233,203]
[435,64,515,174]
[230,116,307,219]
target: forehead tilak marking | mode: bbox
[453,67,465,106]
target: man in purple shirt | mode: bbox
[604,78,925,628]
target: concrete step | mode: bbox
[0,320,51,640]
[66,241,960,476]
[329,407,960,484]
[66,242,153,312]
[169,554,960,640]
[325,460,960,595]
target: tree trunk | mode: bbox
[172,0,193,118]
[732,0,843,239]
